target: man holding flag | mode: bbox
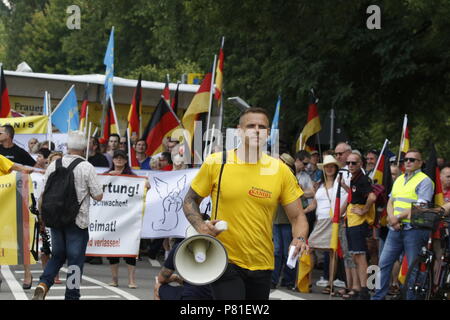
[372,149,434,300]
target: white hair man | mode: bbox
[33,131,103,300]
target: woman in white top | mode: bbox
[304,155,345,292]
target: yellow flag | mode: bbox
[0,172,36,265]
[296,253,312,293]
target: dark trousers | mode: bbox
[210,263,272,300]
[39,223,89,300]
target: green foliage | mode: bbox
[1,0,450,158]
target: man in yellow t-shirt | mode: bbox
[0,154,34,176]
[345,152,376,300]
[183,107,309,300]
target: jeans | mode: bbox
[372,228,430,300]
[272,224,296,287]
[39,223,89,300]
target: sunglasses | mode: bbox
[404,157,420,163]
[335,152,347,156]
[303,162,309,166]
[346,161,359,166]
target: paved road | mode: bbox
[0,257,340,300]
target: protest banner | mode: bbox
[0,172,37,265]
[86,174,148,257]
[141,168,211,239]
[0,115,48,134]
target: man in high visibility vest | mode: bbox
[372,149,434,300]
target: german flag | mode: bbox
[424,143,444,207]
[128,75,141,138]
[162,76,171,108]
[182,73,213,152]
[127,75,142,168]
[0,172,36,265]
[330,173,342,251]
[297,250,312,293]
[79,88,89,132]
[141,98,179,156]
[372,145,393,226]
[0,66,11,118]
[214,38,224,102]
[398,256,408,285]
[171,82,180,115]
[400,115,410,155]
[296,89,321,152]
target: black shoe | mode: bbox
[270,283,277,290]
[358,288,370,300]
[349,291,360,300]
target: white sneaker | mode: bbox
[315,277,329,287]
[333,279,346,288]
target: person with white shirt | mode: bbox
[304,155,348,293]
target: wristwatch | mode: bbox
[296,236,306,243]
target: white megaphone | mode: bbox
[174,221,228,285]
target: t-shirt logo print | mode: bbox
[248,187,272,199]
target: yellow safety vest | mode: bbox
[391,171,430,223]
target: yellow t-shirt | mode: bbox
[190,150,303,270]
[0,154,14,176]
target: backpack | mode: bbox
[41,158,84,229]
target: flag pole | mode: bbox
[84,105,89,135]
[110,94,121,138]
[46,92,53,150]
[218,36,225,134]
[397,114,407,166]
[370,139,389,181]
[127,127,132,166]
[330,108,335,150]
[204,54,218,160]
[85,122,92,160]
[92,126,98,138]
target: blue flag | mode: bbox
[51,86,79,133]
[104,27,114,102]
[268,95,281,147]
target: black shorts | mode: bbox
[210,263,272,300]
[346,222,369,254]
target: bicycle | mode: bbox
[402,203,450,300]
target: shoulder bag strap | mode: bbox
[212,150,228,221]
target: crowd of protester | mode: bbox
[271,143,450,300]
[1,120,450,301]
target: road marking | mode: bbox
[30,286,102,290]
[148,258,161,267]
[269,289,305,300]
[45,295,121,300]
[0,266,28,300]
[60,267,140,300]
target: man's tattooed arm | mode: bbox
[183,187,205,231]
[183,187,221,236]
